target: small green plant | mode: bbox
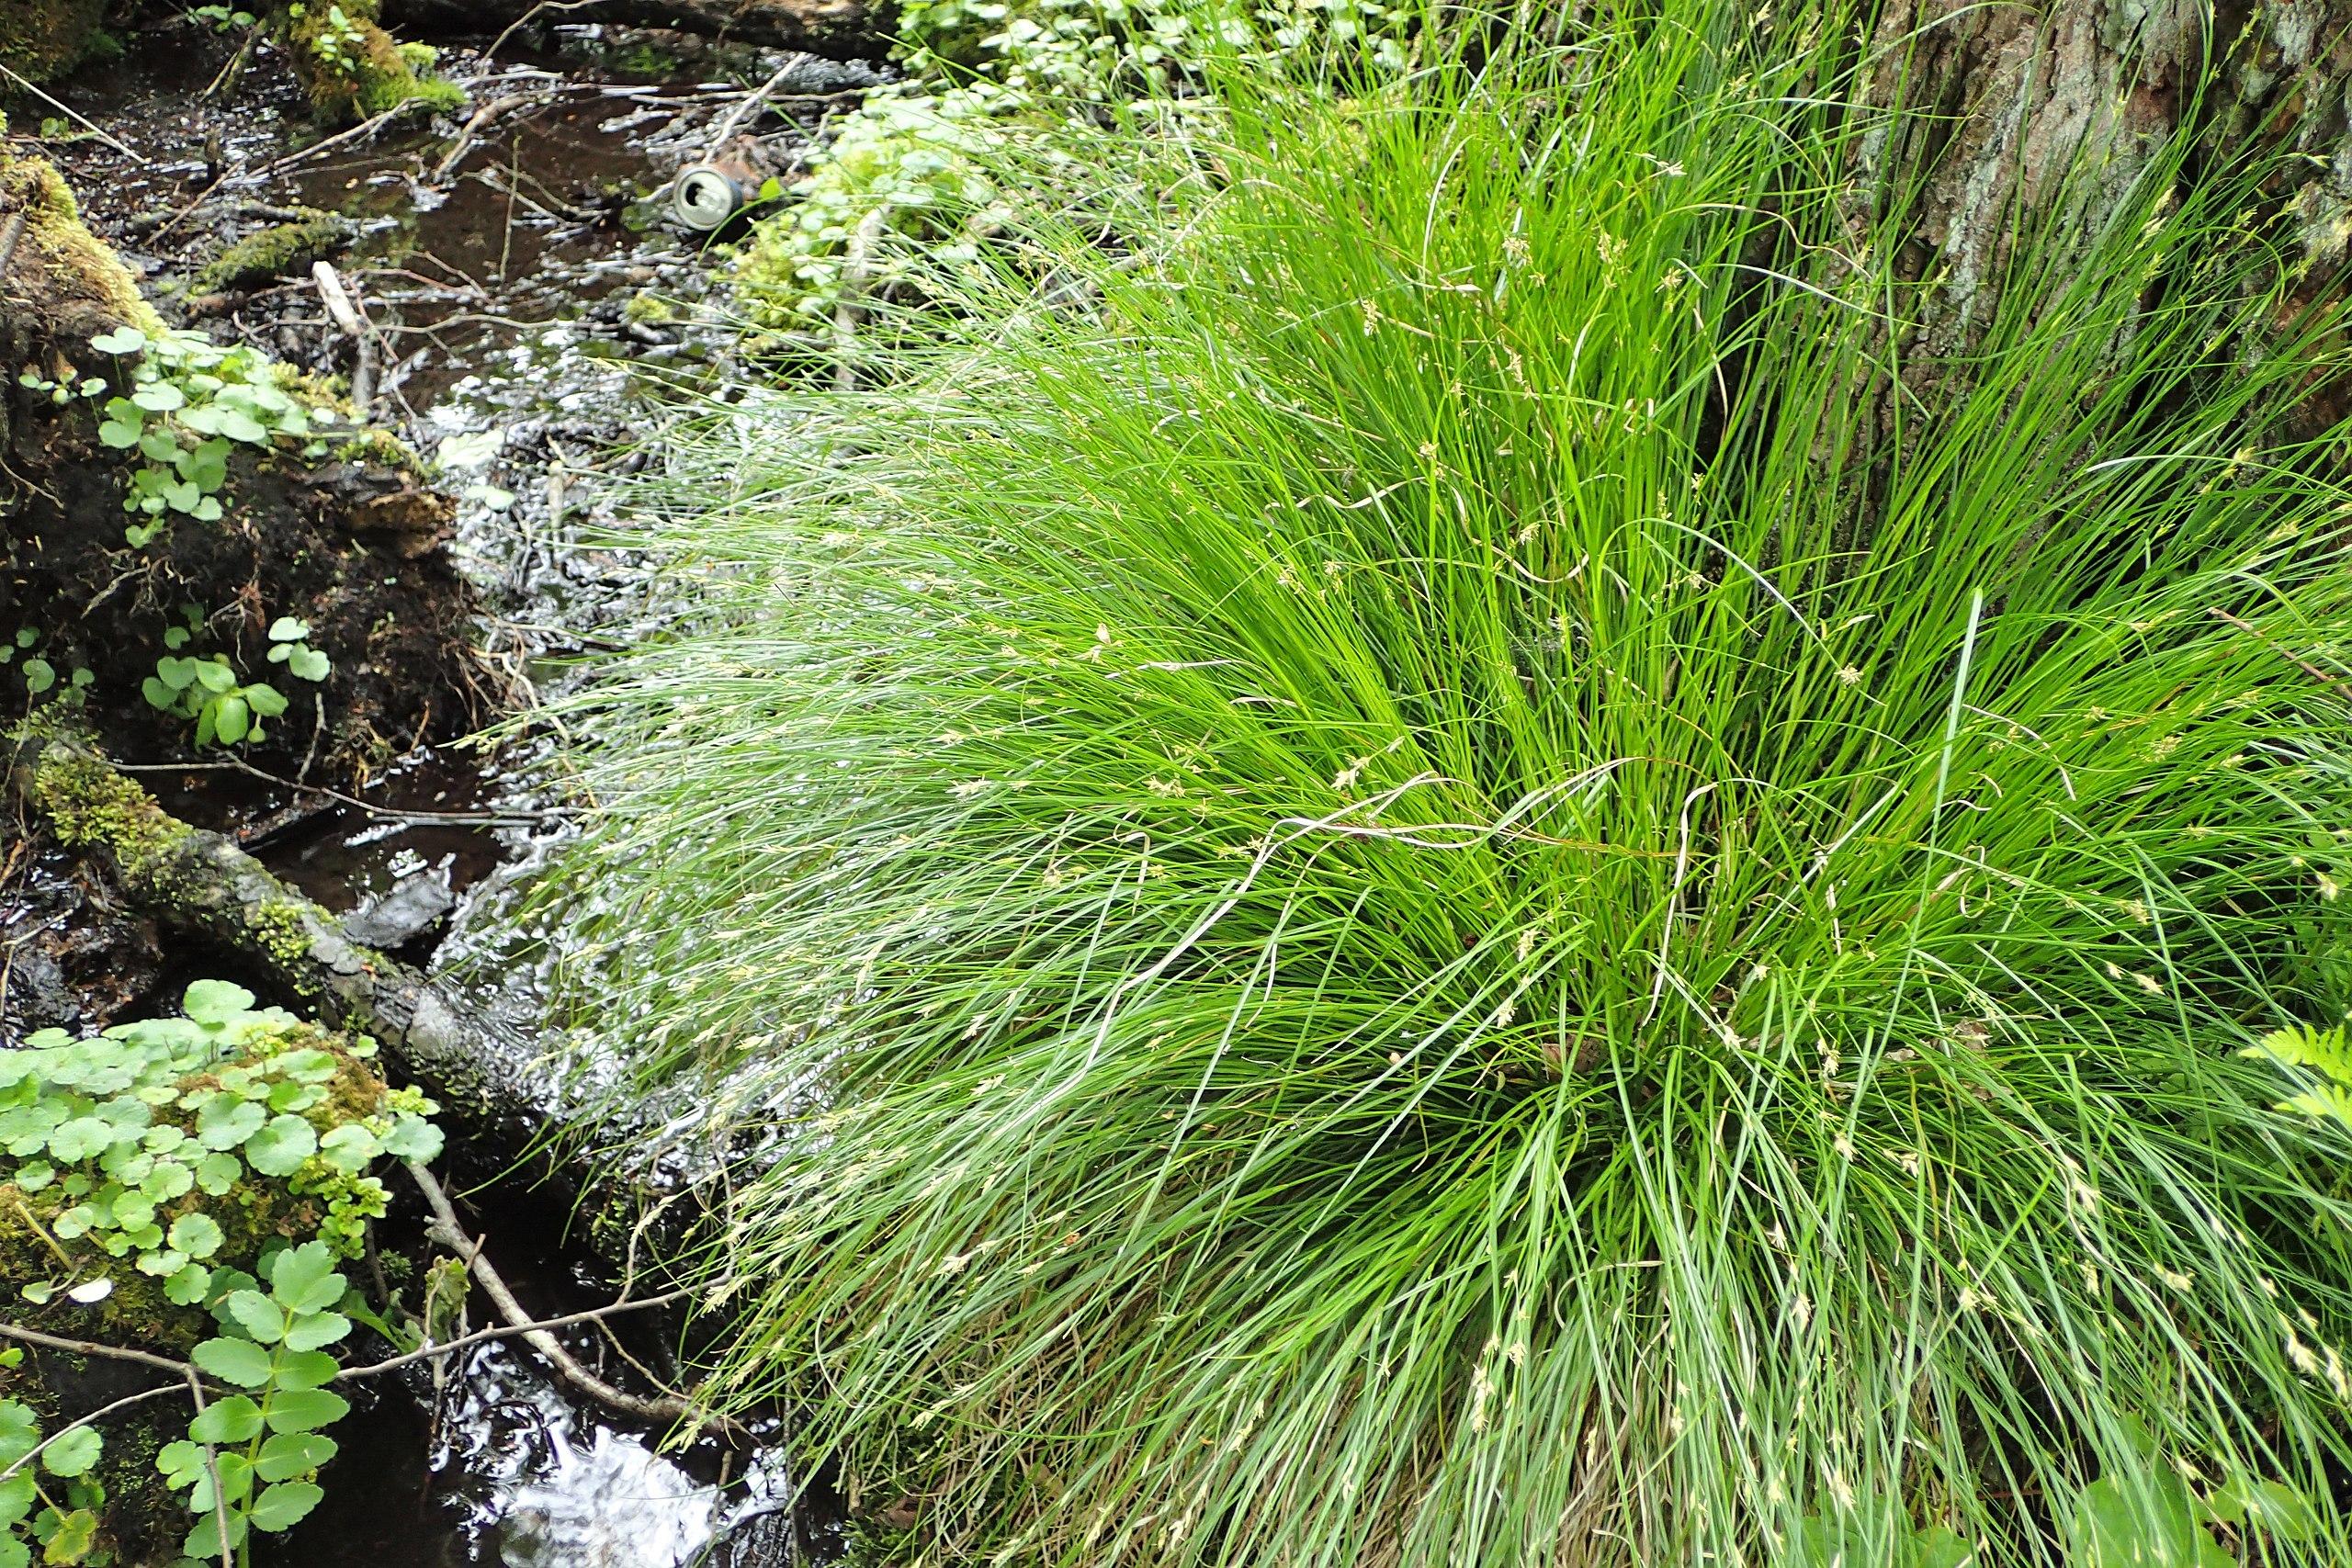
[76,326,313,547]
[159,1240,356,1561]
[263,617,331,684]
[141,610,330,747]
[2,982,444,1562]
[0,630,91,705]
[296,3,371,78]
[188,5,258,30]
[0,1382,107,1568]
[2240,1022,2352,1122]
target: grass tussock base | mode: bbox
[557,10,2352,1564]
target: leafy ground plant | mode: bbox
[559,8,2352,1566]
[0,981,443,1562]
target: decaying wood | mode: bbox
[382,0,883,60]
[4,732,560,1158]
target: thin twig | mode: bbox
[0,62,146,162]
[181,1370,234,1568]
[705,59,799,152]
[2209,606,2346,688]
[0,1322,201,1376]
[0,1382,186,1487]
[334,1288,694,1380]
[406,1163,728,1431]
[0,210,28,292]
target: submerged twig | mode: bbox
[403,1162,729,1432]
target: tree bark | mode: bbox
[1859,0,2352,353]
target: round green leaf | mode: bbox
[40,1427,101,1479]
[244,1114,317,1176]
[187,1394,263,1445]
[281,1310,350,1353]
[169,1213,226,1260]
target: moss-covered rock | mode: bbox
[189,209,353,295]
[0,0,105,87]
[273,0,464,124]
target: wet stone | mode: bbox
[344,868,459,949]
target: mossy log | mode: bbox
[268,0,467,125]
[4,735,562,1166]
[381,0,884,62]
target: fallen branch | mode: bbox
[312,262,374,419]
[404,1162,727,1432]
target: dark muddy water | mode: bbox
[24,17,864,1565]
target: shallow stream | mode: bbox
[20,16,864,1565]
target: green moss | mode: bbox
[275,0,465,124]
[330,429,414,468]
[189,211,350,294]
[0,135,165,333]
[0,0,103,86]
[26,744,191,881]
[244,903,322,991]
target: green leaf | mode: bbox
[21,660,53,694]
[245,682,289,718]
[271,1350,339,1391]
[39,1427,101,1479]
[268,616,310,641]
[46,1118,112,1164]
[195,1098,265,1151]
[185,980,254,1023]
[190,1338,274,1389]
[0,1403,39,1467]
[192,659,237,694]
[40,1506,96,1564]
[275,1047,339,1083]
[381,1115,443,1163]
[182,1508,246,1562]
[247,1479,324,1532]
[260,1387,348,1434]
[254,1431,335,1483]
[169,1213,226,1261]
[91,328,148,355]
[282,1310,351,1353]
[141,1159,194,1201]
[288,647,332,682]
[318,1123,381,1172]
[244,1113,317,1176]
[215,408,269,446]
[195,1150,243,1194]
[268,1241,343,1314]
[223,1289,287,1344]
[164,1263,213,1305]
[187,1395,264,1445]
[155,1439,207,1489]
[209,694,251,745]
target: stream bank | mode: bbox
[6,8,881,1563]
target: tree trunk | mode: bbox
[1860,0,2351,354]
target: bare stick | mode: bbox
[405,1163,722,1430]
[312,262,374,417]
[0,1322,202,1377]
[0,210,28,292]
[705,59,800,153]
[335,1288,694,1380]
[0,62,146,162]
[181,1370,234,1568]
[2209,606,2346,688]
